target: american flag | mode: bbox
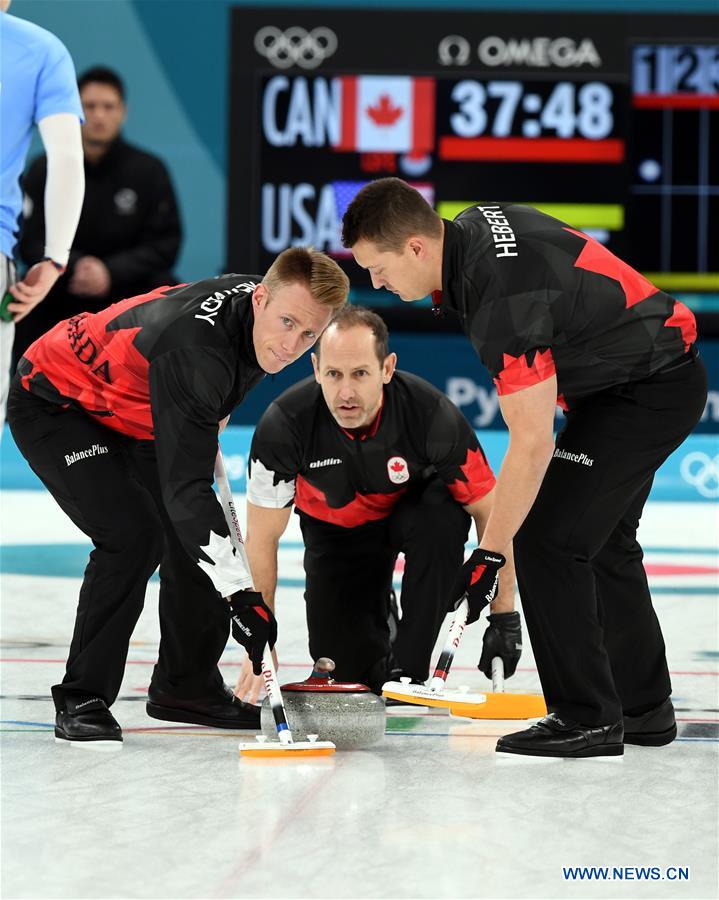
[329,181,436,257]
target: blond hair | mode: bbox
[263,247,349,312]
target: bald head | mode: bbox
[312,313,396,430]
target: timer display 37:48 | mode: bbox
[445,80,616,140]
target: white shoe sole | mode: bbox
[54,736,122,751]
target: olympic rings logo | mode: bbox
[680,451,719,499]
[254,26,338,70]
[222,453,247,482]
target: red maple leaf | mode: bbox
[564,227,658,309]
[390,460,405,472]
[367,95,403,126]
[447,447,496,505]
[494,349,556,396]
[664,300,697,352]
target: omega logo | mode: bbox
[438,35,602,68]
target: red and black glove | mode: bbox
[451,548,506,624]
[228,591,277,675]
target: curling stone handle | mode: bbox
[491,657,505,694]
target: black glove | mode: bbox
[478,611,522,679]
[451,548,506,624]
[228,591,277,676]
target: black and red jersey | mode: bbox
[16,275,266,598]
[247,370,496,529]
[436,205,697,408]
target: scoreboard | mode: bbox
[228,9,719,305]
[630,44,718,284]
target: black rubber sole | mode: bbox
[496,742,624,758]
[623,724,677,747]
[146,701,260,730]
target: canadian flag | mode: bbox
[387,455,409,484]
[334,76,435,154]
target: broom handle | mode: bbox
[258,653,293,744]
[428,597,506,694]
[428,597,468,691]
[491,657,505,693]
[214,448,293,744]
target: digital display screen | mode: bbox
[628,44,718,286]
[228,10,718,303]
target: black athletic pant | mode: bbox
[514,352,708,726]
[300,476,471,692]
[7,383,229,711]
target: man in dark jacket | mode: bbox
[342,177,707,758]
[7,247,348,748]
[14,66,182,359]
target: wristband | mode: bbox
[41,257,66,274]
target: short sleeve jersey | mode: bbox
[247,371,496,528]
[437,205,697,408]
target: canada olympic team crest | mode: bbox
[387,456,409,484]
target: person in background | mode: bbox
[0,0,84,430]
[13,65,181,361]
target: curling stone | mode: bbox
[260,658,386,750]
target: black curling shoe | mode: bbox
[146,683,261,729]
[623,698,677,746]
[55,696,123,748]
[496,713,624,758]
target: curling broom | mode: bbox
[382,598,546,719]
[214,449,335,757]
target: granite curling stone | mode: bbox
[260,658,386,749]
